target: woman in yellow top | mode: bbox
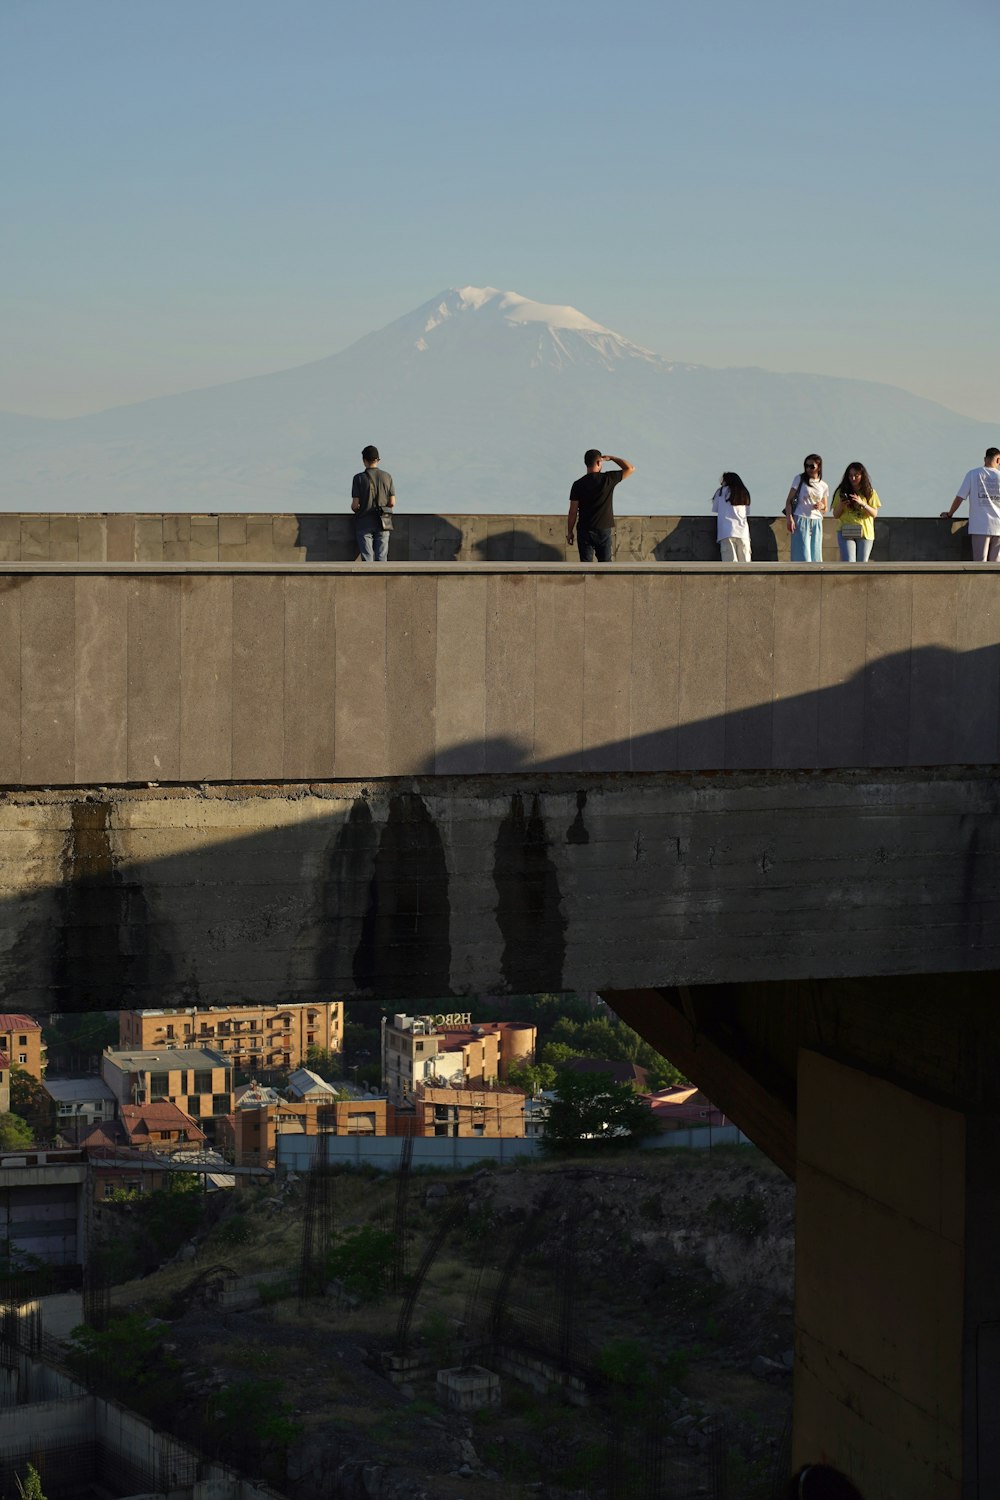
[832,461,880,562]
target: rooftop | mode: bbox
[0,1013,43,1032]
[104,1046,229,1070]
[287,1067,337,1098]
[43,1076,117,1104]
[120,1101,207,1145]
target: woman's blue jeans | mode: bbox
[790,514,824,562]
[837,534,873,563]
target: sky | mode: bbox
[3,0,999,423]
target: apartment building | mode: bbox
[381,1012,536,1105]
[416,1084,526,1139]
[101,1047,233,1141]
[118,1001,343,1072]
[0,1014,45,1080]
[225,1095,390,1168]
[44,1077,118,1144]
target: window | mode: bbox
[415,1041,424,1053]
[18,1054,27,1065]
[212,1095,230,1115]
[472,1124,485,1136]
[18,1035,28,1046]
[193,1072,212,1094]
[149,1073,169,1097]
[200,1022,209,1035]
[166,1024,175,1039]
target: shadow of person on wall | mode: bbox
[647,515,780,561]
[472,529,565,562]
[293,513,465,562]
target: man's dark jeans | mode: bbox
[577,526,614,563]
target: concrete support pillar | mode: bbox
[795,1050,968,1498]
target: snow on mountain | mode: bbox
[0,287,992,514]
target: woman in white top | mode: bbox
[784,453,829,562]
[712,471,752,561]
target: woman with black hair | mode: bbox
[711,471,752,561]
[784,453,828,562]
[832,461,881,562]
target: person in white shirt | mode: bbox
[784,453,829,562]
[712,471,752,561]
[941,447,1000,561]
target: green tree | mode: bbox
[204,1377,302,1479]
[0,1112,34,1150]
[42,1011,118,1071]
[541,1071,660,1153]
[15,1463,46,1500]
[304,1044,339,1081]
[325,1225,394,1300]
[9,1068,54,1142]
[68,1312,167,1390]
[506,1058,557,1094]
[541,1016,686,1091]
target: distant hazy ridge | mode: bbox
[2,287,993,515]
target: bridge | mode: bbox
[2,537,999,1497]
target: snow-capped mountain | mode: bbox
[0,287,992,513]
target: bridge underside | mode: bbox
[610,978,1000,1499]
[2,768,997,1010]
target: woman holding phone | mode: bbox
[832,461,880,562]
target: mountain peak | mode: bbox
[446,286,614,335]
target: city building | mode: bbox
[0,1014,45,1080]
[0,1055,9,1114]
[381,1012,535,1105]
[286,1067,337,1104]
[101,1047,233,1141]
[118,1001,343,1072]
[415,1083,527,1138]
[647,1086,729,1131]
[119,1101,207,1151]
[223,1094,390,1168]
[44,1076,118,1144]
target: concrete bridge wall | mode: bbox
[1,561,997,786]
[1,562,998,1010]
[0,510,979,563]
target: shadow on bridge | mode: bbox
[0,642,996,1016]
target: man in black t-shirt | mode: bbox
[567,449,635,562]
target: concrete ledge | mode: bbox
[0,559,997,574]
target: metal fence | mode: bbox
[277,1123,752,1173]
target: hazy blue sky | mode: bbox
[4,0,999,422]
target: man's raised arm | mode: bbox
[603,454,635,478]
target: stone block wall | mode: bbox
[0,512,977,563]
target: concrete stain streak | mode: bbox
[494,792,566,993]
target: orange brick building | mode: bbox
[119,1001,343,1072]
[382,1013,535,1105]
[225,1096,391,1168]
[0,1014,45,1081]
[416,1084,526,1139]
